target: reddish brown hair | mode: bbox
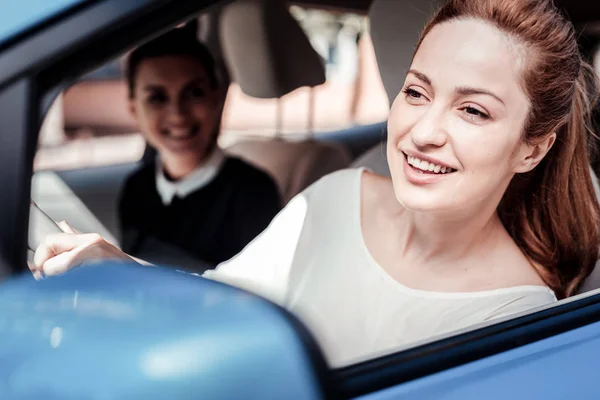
[416,0,600,298]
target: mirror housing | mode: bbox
[0,262,331,399]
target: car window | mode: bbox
[220,7,388,146]
[34,7,388,172]
[35,89,145,172]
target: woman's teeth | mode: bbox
[407,155,454,174]
[163,126,199,139]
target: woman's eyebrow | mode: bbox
[143,77,207,92]
[454,86,504,105]
[407,69,431,85]
[183,77,208,88]
[408,69,505,105]
[455,86,505,105]
[143,85,165,92]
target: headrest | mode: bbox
[198,8,229,85]
[369,0,443,104]
[219,0,326,99]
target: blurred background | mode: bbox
[35,5,391,171]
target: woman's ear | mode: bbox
[514,132,557,173]
[128,98,137,119]
[211,86,225,110]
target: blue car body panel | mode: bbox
[359,316,600,400]
[0,263,324,399]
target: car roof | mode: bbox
[5,0,599,56]
[295,0,600,27]
[0,0,92,51]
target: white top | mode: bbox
[203,168,557,367]
[155,148,226,205]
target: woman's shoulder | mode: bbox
[222,157,278,187]
[118,163,156,212]
[482,285,557,321]
[282,168,366,210]
[486,228,550,290]
[308,167,366,193]
[122,162,155,192]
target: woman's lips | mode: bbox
[402,152,456,184]
[162,124,201,139]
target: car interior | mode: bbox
[28,0,600,362]
[32,0,386,269]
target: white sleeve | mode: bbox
[202,193,310,305]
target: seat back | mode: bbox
[351,0,442,173]
[219,0,349,202]
[351,138,390,176]
[219,0,325,99]
[226,139,351,203]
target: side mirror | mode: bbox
[0,262,331,399]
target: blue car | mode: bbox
[2,0,600,399]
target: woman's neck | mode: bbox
[397,205,504,265]
[367,173,506,269]
[161,153,207,181]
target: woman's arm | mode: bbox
[204,193,309,305]
[30,188,310,295]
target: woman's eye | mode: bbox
[147,93,167,105]
[403,88,424,100]
[187,87,206,99]
[461,106,490,121]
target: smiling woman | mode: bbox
[118,29,282,267]
[30,0,600,367]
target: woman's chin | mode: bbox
[161,139,207,156]
[394,188,456,215]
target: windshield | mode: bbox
[0,0,91,48]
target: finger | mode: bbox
[33,243,56,271]
[57,221,77,234]
[42,237,112,276]
[28,260,43,280]
[33,233,95,269]
[27,261,40,278]
[34,233,107,276]
[41,248,86,276]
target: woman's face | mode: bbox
[387,18,540,216]
[130,55,220,164]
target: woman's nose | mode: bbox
[410,110,448,148]
[166,100,189,121]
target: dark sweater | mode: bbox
[119,157,281,267]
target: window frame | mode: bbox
[0,0,228,275]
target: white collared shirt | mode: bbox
[155,148,226,206]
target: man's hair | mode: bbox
[125,28,218,98]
